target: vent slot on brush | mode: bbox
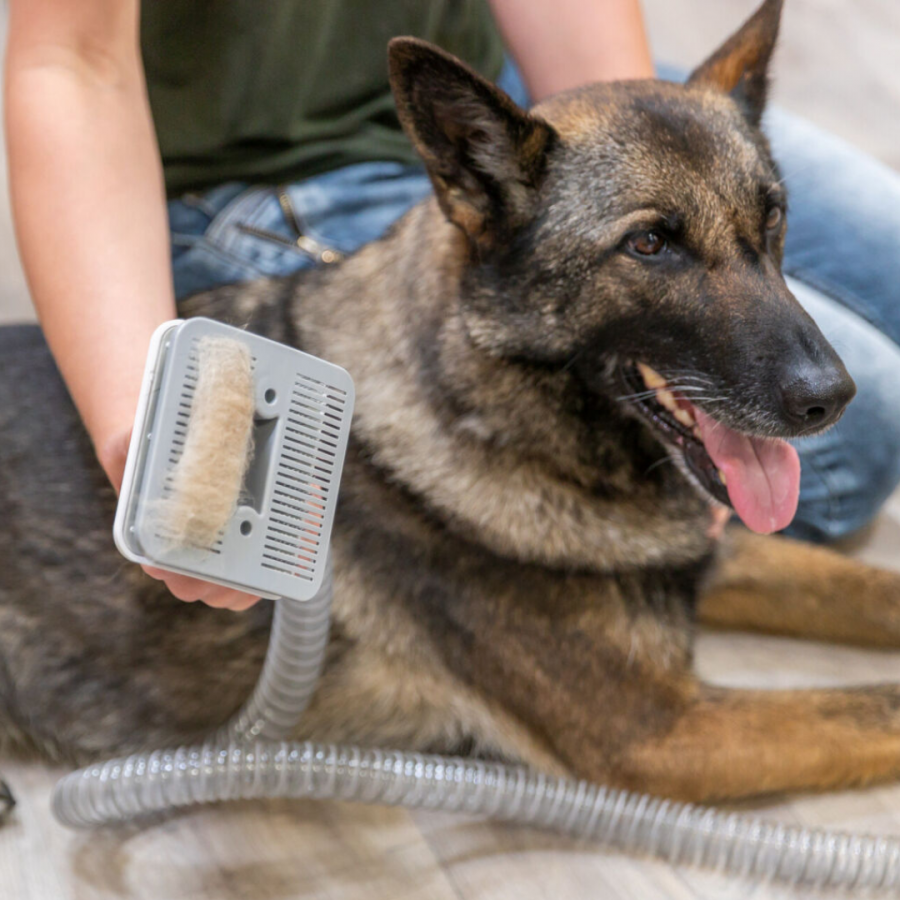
[167,354,198,468]
[261,375,347,580]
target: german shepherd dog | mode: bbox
[2,0,900,810]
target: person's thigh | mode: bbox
[280,162,432,260]
[168,183,263,299]
[762,109,900,539]
[785,277,900,542]
[766,108,900,348]
[168,163,433,302]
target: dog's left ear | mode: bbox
[687,0,784,126]
[389,37,555,249]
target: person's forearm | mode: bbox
[489,0,655,101]
[5,10,173,472]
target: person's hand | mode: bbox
[99,427,261,611]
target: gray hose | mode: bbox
[52,560,900,892]
[223,561,334,743]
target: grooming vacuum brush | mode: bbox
[114,317,353,601]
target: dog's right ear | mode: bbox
[388,37,555,250]
[687,0,784,127]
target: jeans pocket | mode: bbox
[171,231,201,262]
[284,164,432,255]
[205,186,347,276]
[171,187,289,298]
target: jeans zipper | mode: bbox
[234,186,343,265]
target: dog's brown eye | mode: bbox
[766,206,783,231]
[630,231,666,256]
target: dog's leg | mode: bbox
[615,683,900,802]
[697,529,900,646]
[464,592,900,801]
[395,545,900,803]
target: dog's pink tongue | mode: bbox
[694,409,800,534]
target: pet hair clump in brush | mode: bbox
[152,336,255,548]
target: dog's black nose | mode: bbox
[778,359,856,432]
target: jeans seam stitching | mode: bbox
[176,238,270,280]
[201,188,307,270]
[204,186,272,248]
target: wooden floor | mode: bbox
[2,2,899,898]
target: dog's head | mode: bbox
[388,0,855,534]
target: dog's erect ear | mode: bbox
[388,37,555,248]
[687,0,784,126]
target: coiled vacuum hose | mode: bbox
[51,562,900,891]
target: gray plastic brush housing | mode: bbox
[113,318,354,602]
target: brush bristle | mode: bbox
[152,336,256,549]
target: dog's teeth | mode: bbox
[655,388,677,412]
[637,362,667,389]
[674,407,696,428]
[718,469,727,485]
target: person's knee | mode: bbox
[787,329,900,543]
[783,277,900,542]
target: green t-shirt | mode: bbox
[141,0,506,197]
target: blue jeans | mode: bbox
[168,63,900,543]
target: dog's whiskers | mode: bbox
[675,395,729,405]
[644,455,677,476]
[615,385,711,404]
[773,161,817,187]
